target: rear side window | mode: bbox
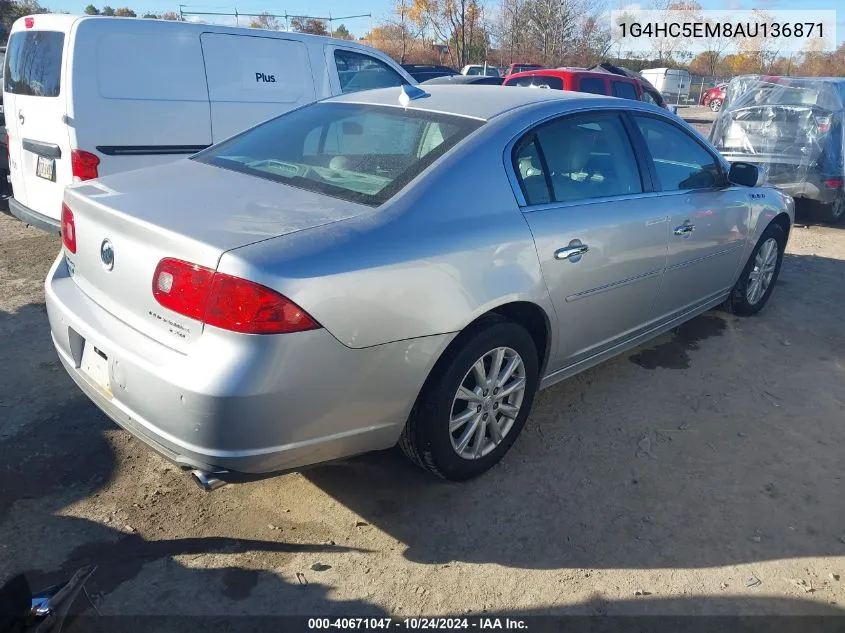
[578,78,606,95]
[335,50,406,94]
[507,75,563,90]
[513,114,643,205]
[4,31,64,97]
[612,81,638,100]
[195,102,482,207]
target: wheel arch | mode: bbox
[418,301,553,403]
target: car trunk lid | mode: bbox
[63,159,371,352]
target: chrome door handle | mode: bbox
[555,242,589,261]
[674,222,695,236]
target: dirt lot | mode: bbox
[2,190,845,619]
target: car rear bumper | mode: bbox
[45,253,452,475]
[9,196,61,234]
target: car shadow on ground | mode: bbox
[305,251,845,571]
[0,302,378,617]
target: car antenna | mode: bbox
[399,84,430,107]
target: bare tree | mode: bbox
[248,12,279,30]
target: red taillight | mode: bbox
[24,17,34,28]
[823,178,843,189]
[152,258,320,335]
[61,203,76,254]
[71,149,100,181]
[815,115,831,134]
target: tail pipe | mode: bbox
[190,469,227,492]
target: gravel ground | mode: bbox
[1,187,845,619]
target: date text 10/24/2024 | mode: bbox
[308,618,528,630]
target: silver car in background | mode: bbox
[46,85,794,483]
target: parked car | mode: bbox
[640,67,691,103]
[422,74,504,86]
[2,14,415,235]
[587,62,675,112]
[47,84,793,484]
[460,64,500,77]
[701,83,727,112]
[402,64,458,82]
[503,63,543,76]
[504,68,648,106]
[710,75,845,223]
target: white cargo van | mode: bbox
[639,68,690,103]
[3,15,415,234]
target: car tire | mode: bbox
[725,222,786,316]
[399,319,539,481]
[709,99,722,112]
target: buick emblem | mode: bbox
[100,239,114,271]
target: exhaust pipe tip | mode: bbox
[191,469,226,492]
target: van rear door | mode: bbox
[4,15,74,226]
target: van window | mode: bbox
[612,81,638,100]
[4,31,64,97]
[195,102,482,206]
[578,78,606,95]
[334,50,405,94]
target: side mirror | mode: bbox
[728,161,762,187]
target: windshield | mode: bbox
[194,103,483,207]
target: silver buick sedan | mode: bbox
[46,85,794,484]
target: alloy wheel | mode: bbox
[746,237,779,305]
[449,347,526,460]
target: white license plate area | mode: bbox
[81,343,111,393]
[36,155,55,181]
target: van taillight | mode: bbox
[71,150,100,181]
[61,203,76,254]
[152,258,321,335]
[24,17,34,28]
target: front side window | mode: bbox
[195,103,482,207]
[578,78,606,95]
[641,91,658,105]
[334,49,405,94]
[4,30,64,97]
[634,115,722,191]
[513,114,643,205]
[612,81,638,100]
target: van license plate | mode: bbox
[36,156,55,181]
[81,343,111,394]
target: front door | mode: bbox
[631,114,751,319]
[511,111,668,372]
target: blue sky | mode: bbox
[53,0,843,44]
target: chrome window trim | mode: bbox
[503,103,672,209]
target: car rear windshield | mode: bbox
[4,31,64,97]
[194,103,483,207]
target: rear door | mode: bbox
[201,33,316,141]
[511,111,668,372]
[4,18,72,220]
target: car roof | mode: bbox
[507,68,636,82]
[328,84,615,120]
